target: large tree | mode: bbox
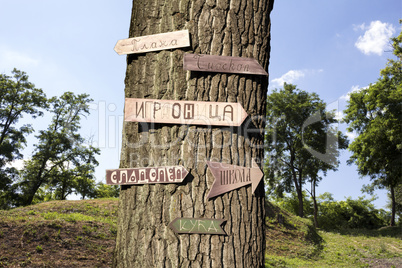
[18,92,100,206]
[265,83,348,219]
[113,0,274,266]
[343,25,402,226]
[0,69,47,208]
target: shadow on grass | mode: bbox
[265,201,324,258]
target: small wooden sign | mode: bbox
[183,53,268,76]
[125,98,248,126]
[114,30,190,55]
[169,218,226,235]
[206,159,263,199]
[105,166,188,185]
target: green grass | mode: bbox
[0,198,118,267]
[1,198,400,267]
[265,223,401,267]
[265,201,401,267]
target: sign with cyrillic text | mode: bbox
[106,166,188,185]
[169,218,226,235]
[183,54,268,76]
[206,159,263,199]
[125,98,248,126]
[114,30,190,55]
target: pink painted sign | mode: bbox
[114,30,190,55]
[125,98,248,126]
[206,159,263,199]
[183,53,268,76]
[106,166,188,185]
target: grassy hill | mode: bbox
[0,199,401,267]
[264,201,402,267]
[0,199,118,267]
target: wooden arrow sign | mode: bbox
[183,53,268,76]
[206,159,263,199]
[125,98,248,126]
[114,30,190,55]
[105,166,188,185]
[169,218,226,235]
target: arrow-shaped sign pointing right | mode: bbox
[206,159,263,199]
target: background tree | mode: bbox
[0,69,47,207]
[343,26,402,226]
[49,160,98,200]
[265,83,348,219]
[94,183,119,199]
[73,167,98,200]
[18,92,100,206]
[114,0,274,266]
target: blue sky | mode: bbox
[0,1,400,209]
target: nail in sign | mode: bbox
[114,30,190,55]
[206,159,263,199]
[106,166,188,185]
[125,98,248,127]
[169,218,226,235]
[183,53,268,76]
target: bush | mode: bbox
[317,194,388,230]
[270,192,388,230]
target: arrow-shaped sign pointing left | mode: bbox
[206,159,263,199]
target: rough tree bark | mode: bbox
[113,0,274,267]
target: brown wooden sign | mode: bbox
[206,159,263,199]
[114,30,190,55]
[183,53,268,76]
[106,166,188,185]
[125,98,248,126]
[169,218,226,235]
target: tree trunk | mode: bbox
[296,186,304,218]
[113,0,274,267]
[311,178,318,228]
[390,184,396,226]
[293,172,304,218]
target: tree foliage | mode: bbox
[0,69,48,208]
[0,69,47,165]
[17,92,100,206]
[344,24,402,226]
[0,69,103,208]
[94,182,120,199]
[265,83,348,218]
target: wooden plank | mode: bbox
[105,166,188,185]
[114,30,190,55]
[206,159,263,199]
[124,98,248,127]
[169,218,226,235]
[183,53,268,76]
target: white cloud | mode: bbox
[353,23,366,31]
[5,159,26,170]
[334,110,344,121]
[346,131,357,141]
[271,69,323,87]
[355,21,395,56]
[340,85,362,101]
